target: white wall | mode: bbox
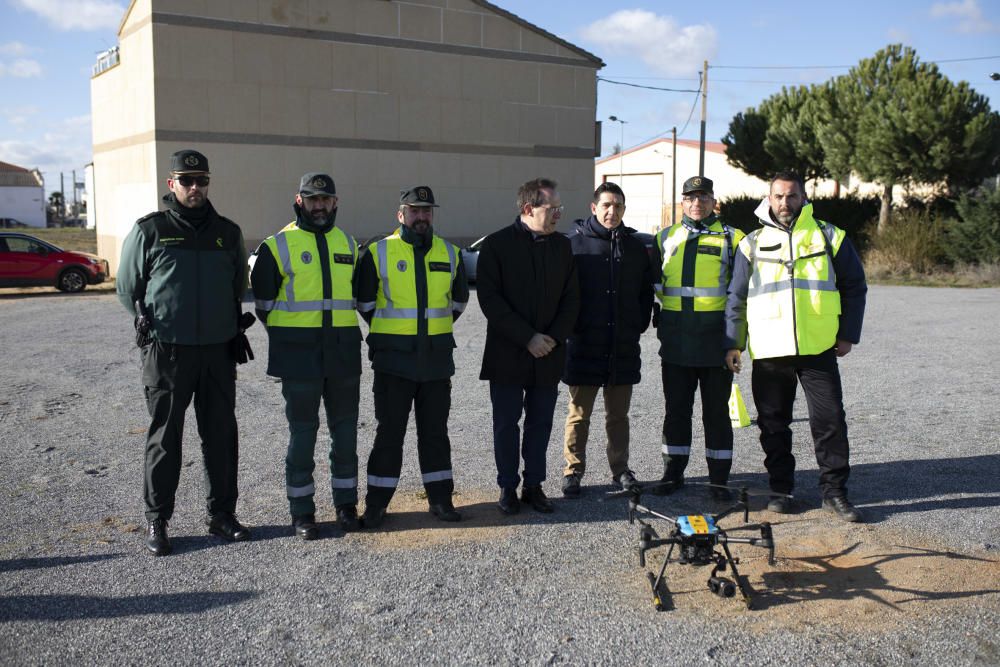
[0,186,46,227]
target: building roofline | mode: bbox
[470,0,604,67]
[118,0,137,35]
[595,136,727,165]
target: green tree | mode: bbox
[721,109,774,180]
[760,86,830,184]
[818,45,1000,232]
[723,86,831,187]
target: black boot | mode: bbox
[145,518,172,556]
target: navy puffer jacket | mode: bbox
[562,216,655,386]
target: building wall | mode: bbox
[0,186,46,227]
[92,0,601,274]
[92,0,159,273]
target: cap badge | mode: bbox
[312,178,326,189]
[184,155,200,167]
[692,178,701,186]
[417,188,428,201]
[396,259,407,272]
[301,251,313,264]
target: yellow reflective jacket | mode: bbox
[740,204,844,358]
[369,232,458,336]
[260,222,358,329]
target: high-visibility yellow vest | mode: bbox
[741,204,844,359]
[654,219,744,312]
[370,232,457,336]
[259,222,359,329]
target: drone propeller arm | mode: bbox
[633,503,677,524]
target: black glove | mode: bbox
[134,299,152,348]
[232,312,256,364]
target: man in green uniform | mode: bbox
[250,173,362,540]
[355,186,469,528]
[117,149,251,556]
[652,176,744,501]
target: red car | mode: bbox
[0,232,109,292]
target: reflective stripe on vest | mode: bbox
[742,205,844,359]
[370,232,457,335]
[655,221,742,312]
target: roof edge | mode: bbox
[595,137,727,165]
[470,0,604,68]
[118,0,138,35]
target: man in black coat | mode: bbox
[477,178,580,514]
[560,182,655,498]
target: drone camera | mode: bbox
[708,576,737,598]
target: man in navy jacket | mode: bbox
[560,182,655,498]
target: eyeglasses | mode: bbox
[681,194,712,203]
[535,204,564,214]
[175,175,210,188]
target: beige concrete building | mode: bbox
[91,0,603,274]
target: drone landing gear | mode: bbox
[645,539,755,610]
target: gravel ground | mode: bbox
[0,285,997,665]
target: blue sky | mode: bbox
[0,0,998,196]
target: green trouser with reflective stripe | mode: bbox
[281,376,360,515]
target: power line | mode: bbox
[597,77,699,93]
[711,54,1000,70]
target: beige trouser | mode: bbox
[563,384,633,478]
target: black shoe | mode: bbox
[361,505,387,529]
[429,500,462,522]
[292,514,318,541]
[709,486,733,502]
[521,485,554,513]
[613,470,638,492]
[145,518,172,556]
[562,473,582,498]
[652,475,684,496]
[767,496,795,514]
[823,496,863,523]
[498,487,520,515]
[206,513,251,542]
[336,505,360,532]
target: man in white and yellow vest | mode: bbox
[724,172,867,522]
[355,186,469,528]
[653,176,744,502]
[250,173,362,540]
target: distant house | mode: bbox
[0,161,45,227]
[595,137,913,233]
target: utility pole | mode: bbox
[671,127,677,225]
[698,60,709,177]
[609,115,627,184]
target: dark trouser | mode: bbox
[489,382,559,489]
[142,342,238,522]
[281,376,360,516]
[751,349,850,499]
[661,362,734,485]
[365,372,454,508]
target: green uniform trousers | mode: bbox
[142,342,238,522]
[281,376,360,515]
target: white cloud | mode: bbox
[0,115,93,178]
[0,41,32,56]
[886,27,911,43]
[12,0,124,31]
[929,0,997,33]
[2,105,42,126]
[581,10,717,77]
[0,59,43,78]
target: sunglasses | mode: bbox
[175,175,210,187]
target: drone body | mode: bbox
[612,483,781,610]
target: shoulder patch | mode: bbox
[135,211,164,225]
